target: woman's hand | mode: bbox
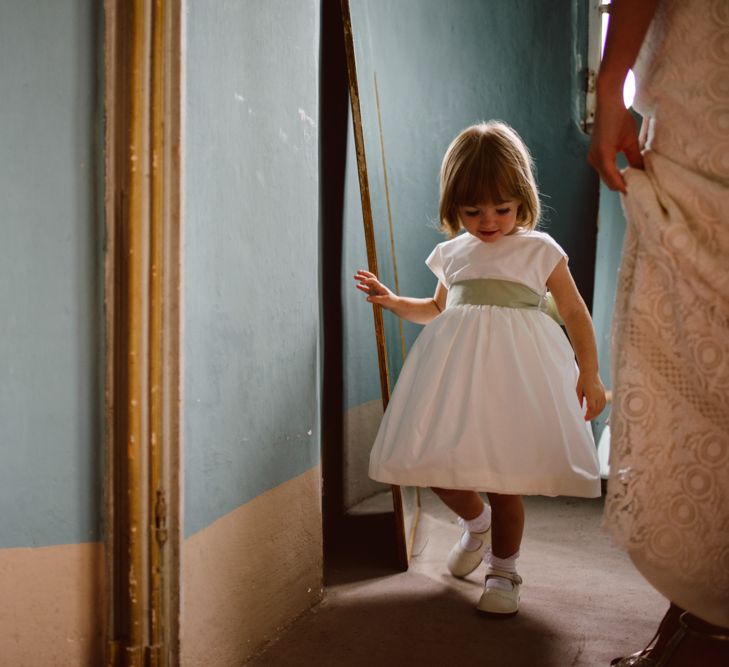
[577,371,607,421]
[587,94,644,193]
[354,269,399,311]
[586,0,660,192]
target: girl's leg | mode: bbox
[432,487,492,578]
[486,492,524,557]
[431,487,485,520]
[477,493,524,614]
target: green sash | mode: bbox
[447,278,563,325]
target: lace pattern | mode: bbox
[604,0,729,616]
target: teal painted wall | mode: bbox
[592,181,628,438]
[184,0,321,537]
[343,0,599,409]
[0,1,102,548]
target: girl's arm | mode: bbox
[354,269,447,325]
[546,259,607,420]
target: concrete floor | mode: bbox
[247,490,667,667]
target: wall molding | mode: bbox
[103,1,182,664]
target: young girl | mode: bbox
[354,121,606,616]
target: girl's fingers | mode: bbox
[355,278,388,300]
[584,395,606,420]
[356,281,382,293]
[354,272,379,286]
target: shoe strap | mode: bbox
[484,566,522,585]
[457,516,490,536]
[679,611,729,642]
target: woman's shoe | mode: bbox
[446,517,491,578]
[610,654,656,666]
[476,567,522,616]
[610,607,729,666]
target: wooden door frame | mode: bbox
[103,1,183,664]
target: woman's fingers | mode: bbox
[623,134,644,170]
[588,148,626,193]
[588,103,643,194]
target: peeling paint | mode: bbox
[297,108,315,127]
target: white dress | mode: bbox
[369,230,601,498]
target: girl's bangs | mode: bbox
[453,153,516,206]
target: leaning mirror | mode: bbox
[341,0,444,567]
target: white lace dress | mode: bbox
[368,230,601,498]
[606,0,729,627]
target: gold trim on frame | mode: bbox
[104,1,182,664]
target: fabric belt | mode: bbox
[446,279,563,325]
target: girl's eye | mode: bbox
[464,210,480,217]
[496,208,511,215]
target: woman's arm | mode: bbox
[587,0,661,192]
[546,259,607,420]
[354,269,447,325]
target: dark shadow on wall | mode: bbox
[320,0,407,583]
[320,0,349,568]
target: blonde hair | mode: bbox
[438,121,540,237]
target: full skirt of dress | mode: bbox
[369,305,601,498]
[607,161,729,626]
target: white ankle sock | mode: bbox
[484,549,519,591]
[459,504,492,551]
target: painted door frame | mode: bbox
[103,1,183,664]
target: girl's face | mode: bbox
[458,200,520,243]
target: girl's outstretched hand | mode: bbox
[354,269,398,311]
[577,372,607,421]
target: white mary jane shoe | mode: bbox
[476,567,522,616]
[446,517,491,578]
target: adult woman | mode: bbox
[588,0,729,664]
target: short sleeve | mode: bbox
[425,244,447,286]
[539,234,568,279]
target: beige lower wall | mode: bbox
[343,399,389,509]
[181,465,323,666]
[0,541,104,666]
